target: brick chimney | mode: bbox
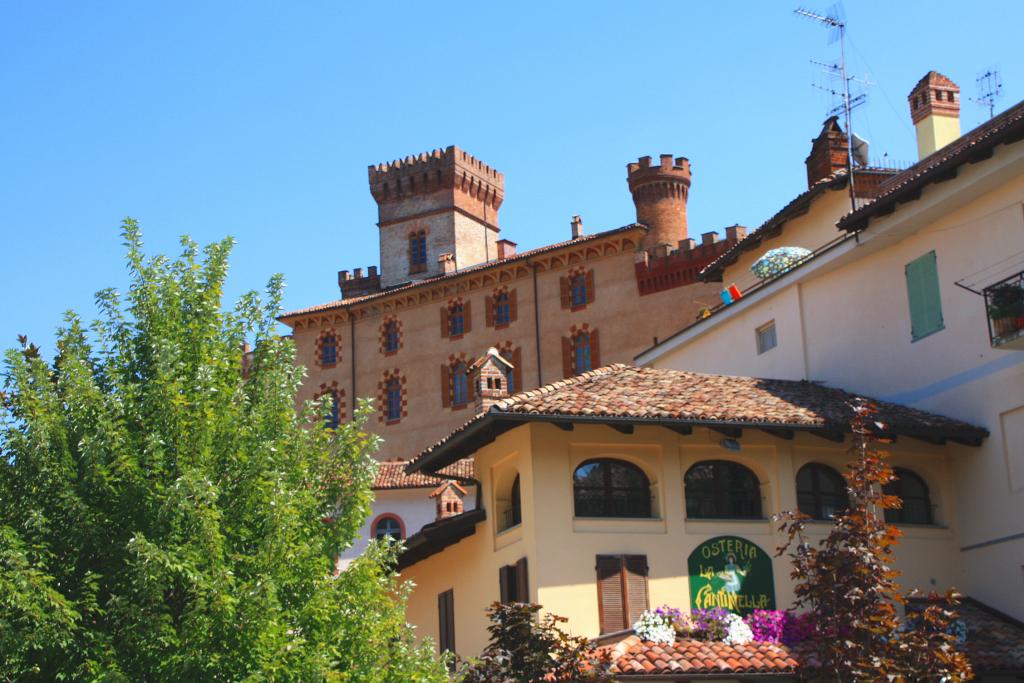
[627,154,692,254]
[496,239,517,260]
[472,347,512,414]
[571,215,584,239]
[805,116,849,188]
[430,480,467,520]
[908,71,961,159]
[438,252,456,274]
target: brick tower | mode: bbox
[908,71,961,160]
[627,154,692,254]
[367,146,505,289]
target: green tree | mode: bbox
[776,400,972,682]
[0,221,449,682]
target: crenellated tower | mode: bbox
[627,154,692,254]
[367,146,505,289]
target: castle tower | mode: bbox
[908,71,961,160]
[368,146,505,289]
[627,154,692,254]
[805,116,849,188]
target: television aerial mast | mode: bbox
[972,68,1003,119]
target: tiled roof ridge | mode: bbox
[279,223,644,320]
[490,363,627,411]
[373,458,474,489]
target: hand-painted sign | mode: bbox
[687,536,775,615]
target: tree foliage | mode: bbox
[0,221,448,681]
[457,602,613,683]
[776,400,973,682]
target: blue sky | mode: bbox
[2,1,1021,357]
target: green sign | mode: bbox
[687,536,775,615]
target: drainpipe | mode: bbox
[531,261,542,386]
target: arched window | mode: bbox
[384,319,400,354]
[323,389,341,429]
[373,515,404,541]
[796,463,848,520]
[573,459,652,518]
[684,461,762,519]
[574,332,592,374]
[452,362,469,406]
[386,377,402,422]
[449,304,465,337]
[571,273,588,307]
[883,468,933,525]
[320,333,337,366]
[495,291,511,326]
[409,231,427,272]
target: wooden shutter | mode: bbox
[562,337,573,378]
[509,288,518,322]
[499,565,512,603]
[485,295,494,327]
[623,555,649,626]
[905,251,944,340]
[440,365,451,408]
[512,346,523,393]
[560,277,571,309]
[515,557,529,603]
[596,555,626,634]
[466,365,476,403]
[590,329,601,369]
[438,589,455,652]
[440,307,449,338]
[586,269,596,303]
[463,300,472,334]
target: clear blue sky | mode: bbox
[2,1,1021,357]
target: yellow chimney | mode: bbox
[908,71,961,159]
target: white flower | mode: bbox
[634,610,676,645]
[723,613,754,646]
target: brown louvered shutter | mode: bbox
[562,337,573,378]
[440,365,451,408]
[467,365,476,403]
[438,589,455,652]
[440,307,449,338]
[515,557,529,603]
[596,555,625,634]
[590,329,601,369]
[512,346,523,393]
[463,300,472,334]
[623,555,649,626]
[499,565,511,603]
[585,269,596,303]
[559,276,571,308]
[509,288,518,322]
[485,295,494,327]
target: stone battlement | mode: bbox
[338,265,382,299]
[368,145,504,207]
[627,154,691,181]
[634,227,744,296]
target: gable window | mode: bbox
[373,515,404,541]
[437,589,455,653]
[409,231,427,273]
[756,321,777,354]
[452,362,469,406]
[883,468,934,525]
[684,460,762,519]
[905,251,944,341]
[386,377,402,422]
[383,319,400,355]
[560,269,595,310]
[573,459,652,518]
[498,557,529,603]
[596,555,649,634]
[796,463,848,520]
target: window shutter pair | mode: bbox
[595,555,649,634]
[905,251,944,340]
[498,557,529,603]
[438,589,455,653]
[440,364,451,408]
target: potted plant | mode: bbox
[987,282,1024,338]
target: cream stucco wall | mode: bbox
[401,422,966,657]
[644,141,1024,619]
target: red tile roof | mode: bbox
[604,599,1024,677]
[278,223,644,320]
[407,364,987,474]
[373,458,473,490]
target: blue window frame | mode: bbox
[386,378,402,421]
[574,332,591,374]
[495,291,510,326]
[323,389,341,429]
[449,304,464,337]
[321,333,337,366]
[452,362,468,405]
[410,232,427,268]
[385,320,400,354]
[571,274,588,308]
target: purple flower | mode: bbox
[744,610,787,643]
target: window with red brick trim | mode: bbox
[371,513,405,541]
[486,287,517,328]
[560,268,595,311]
[315,328,340,367]
[409,230,427,274]
[316,383,346,428]
[380,316,402,355]
[441,354,475,410]
[378,370,407,424]
[562,325,600,377]
[441,299,472,339]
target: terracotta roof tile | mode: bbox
[373,458,473,490]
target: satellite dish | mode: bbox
[851,133,869,166]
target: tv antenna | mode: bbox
[795,3,861,211]
[972,68,1002,119]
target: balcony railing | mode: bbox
[984,271,1024,350]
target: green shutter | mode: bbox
[905,251,944,340]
